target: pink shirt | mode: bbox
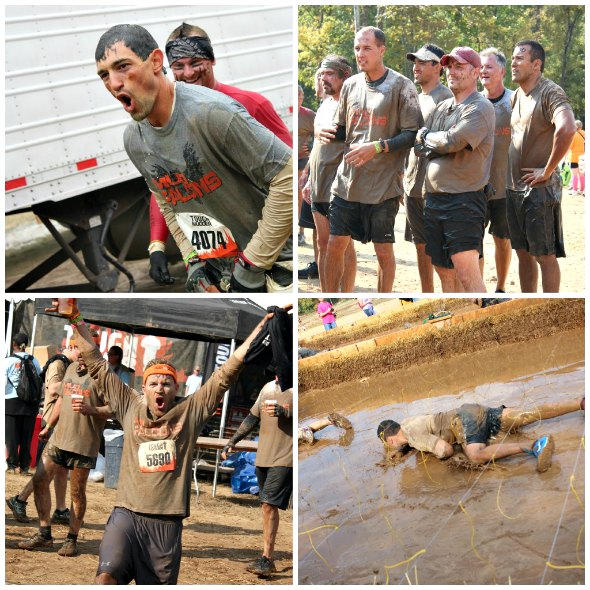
[317,301,335,325]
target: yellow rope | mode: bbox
[298,524,339,536]
[576,523,585,566]
[384,549,426,584]
[569,474,584,511]
[545,562,585,570]
[308,532,334,573]
[459,501,485,562]
[418,450,437,484]
[496,479,517,520]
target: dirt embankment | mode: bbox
[5,475,292,585]
[299,298,584,393]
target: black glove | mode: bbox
[229,257,266,293]
[149,251,174,285]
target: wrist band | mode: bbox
[183,251,199,265]
[148,240,167,255]
[70,313,85,326]
[374,141,382,154]
[380,139,386,153]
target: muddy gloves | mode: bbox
[229,254,266,292]
[149,251,174,285]
[185,260,225,293]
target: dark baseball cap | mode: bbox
[440,47,482,69]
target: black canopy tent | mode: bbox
[33,297,266,496]
[34,298,266,343]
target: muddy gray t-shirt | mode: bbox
[508,77,573,191]
[485,88,514,200]
[85,347,242,517]
[421,91,495,194]
[124,83,292,262]
[332,69,422,204]
[401,411,456,454]
[308,97,345,204]
[404,82,453,198]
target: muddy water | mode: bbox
[298,329,585,585]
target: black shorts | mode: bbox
[506,184,565,258]
[311,200,330,218]
[44,440,96,470]
[404,196,427,244]
[97,507,183,584]
[485,198,510,239]
[329,195,400,243]
[256,466,293,510]
[298,157,309,171]
[424,191,486,269]
[299,199,315,229]
[455,404,505,445]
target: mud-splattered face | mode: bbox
[142,374,178,418]
[354,31,385,75]
[446,58,478,96]
[511,44,539,84]
[413,59,441,86]
[170,56,215,88]
[97,42,160,122]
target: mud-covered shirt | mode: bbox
[84,347,242,517]
[124,83,292,263]
[42,358,67,423]
[298,106,316,159]
[332,69,422,203]
[421,91,495,194]
[508,77,573,190]
[308,97,345,203]
[404,83,453,198]
[485,88,514,200]
[401,411,456,454]
[51,362,108,458]
[250,381,292,467]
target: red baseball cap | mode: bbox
[440,47,482,69]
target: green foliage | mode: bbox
[298,4,584,121]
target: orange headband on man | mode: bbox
[143,364,177,385]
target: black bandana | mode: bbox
[165,36,215,65]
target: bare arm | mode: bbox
[433,438,454,459]
[39,396,63,441]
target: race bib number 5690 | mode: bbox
[138,440,177,473]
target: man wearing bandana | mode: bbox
[148,23,293,288]
[95,24,293,293]
[18,331,113,559]
[44,299,277,583]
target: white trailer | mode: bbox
[5,4,293,292]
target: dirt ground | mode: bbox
[298,326,585,585]
[298,189,585,293]
[5,475,292,585]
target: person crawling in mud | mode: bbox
[299,413,353,445]
[378,398,584,472]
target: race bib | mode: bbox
[176,212,239,259]
[138,440,177,473]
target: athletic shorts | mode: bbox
[404,196,427,244]
[311,200,330,218]
[452,404,505,445]
[96,507,183,584]
[329,195,400,243]
[256,466,293,510]
[485,198,510,239]
[424,191,486,269]
[44,440,96,470]
[299,199,316,229]
[506,184,565,258]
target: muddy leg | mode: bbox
[500,400,582,432]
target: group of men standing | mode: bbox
[301,27,576,293]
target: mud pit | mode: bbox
[5,479,292,585]
[298,329,585,585]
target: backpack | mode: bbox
[7,354,42,404]
[39,354,71,385]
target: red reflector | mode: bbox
[76,158,98,171]
[288,105,293,113]
[5,177,27,190]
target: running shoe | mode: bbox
[51,508,71,525]
[6,495,30,523]
[298,233,307,246]
[18,532,53,550]
[57,538,78,557]
[328,412,353,430]
[531,435,555,473]
[298,262,319,279]
[298,427,315,445]
[247,556,276,576]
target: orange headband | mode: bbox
[70,333,100,346]
[143,364,177,385]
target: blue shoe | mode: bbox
[530,435,554,473]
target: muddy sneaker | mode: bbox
[247,556,276,576]
[6,495,30,523]
[51,508,71,525]
[298,426,315,445]
[532,435,555,473]
[57,538,78,557]
[18,532,53,551]
[298,262,319,279]
[328,412,352,430]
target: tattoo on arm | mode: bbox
[228,412,260,447]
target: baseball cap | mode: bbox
[440,47,482,69]
[407,45,444,63]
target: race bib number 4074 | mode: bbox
[176,212,239,259]
[138,440,177,473]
